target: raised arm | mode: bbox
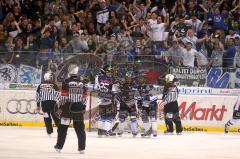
[133,0,140,11]
[146,0,151,9]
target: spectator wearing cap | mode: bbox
[182,41,199,67]
[166,40,184,66]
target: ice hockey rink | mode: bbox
[0,127,239,159]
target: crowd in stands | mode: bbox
[0,0,240,73]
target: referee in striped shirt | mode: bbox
[55,64,87,154]
[36,72,60,136]
[162,74,183,135]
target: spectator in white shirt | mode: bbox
[149,14,169,43]
[225,29,240,41]
[182,42,199,67]
[182,28,208,50]
[148,12,157,26]
[184,14,202,34]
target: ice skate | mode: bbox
[164,131,173,135]
[224,124,229,134]
[54,145,61,153]
[132,132,138,137]
[141,126,152,137]
[78,149,85,154]
[152,130,157,137]
[176,132,183,135]
[97,129,104,137]
[117,131,123,136]
[141,132,151,137]
[105,130,116,136]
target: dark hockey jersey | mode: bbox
[95,74,116,105]
[117,83,136,107]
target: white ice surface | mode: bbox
[0,127,239,159]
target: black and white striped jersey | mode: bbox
[162,85,178,104]
[36,83,60,107]
[61,75,87,104]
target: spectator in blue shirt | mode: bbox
[152,40,169,64]
[208,7,228,31]
[224,38,236,67]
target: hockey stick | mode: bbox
[111,120,120,132]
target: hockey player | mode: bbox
[117,71,138,137]
[225,95,240,133]
[95,64,118,136]
[36,72,60,136]
[162,74,183,135]
[136,74,158,137]
[54,64,87,154]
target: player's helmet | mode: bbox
[101,64,112,77]
[68,64,79,76]
[165,74,175,83]
[44,72,54,81]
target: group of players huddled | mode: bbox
[35,63,184,153]
[95,64,183,137]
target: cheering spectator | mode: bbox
[224,38,236,67]
[133,0,151,20]
[167,40,184,66]
[209,40,224,67]
[182,41,199,67]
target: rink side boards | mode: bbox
[0,89,240,133]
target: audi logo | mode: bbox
[7,99,43,115]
